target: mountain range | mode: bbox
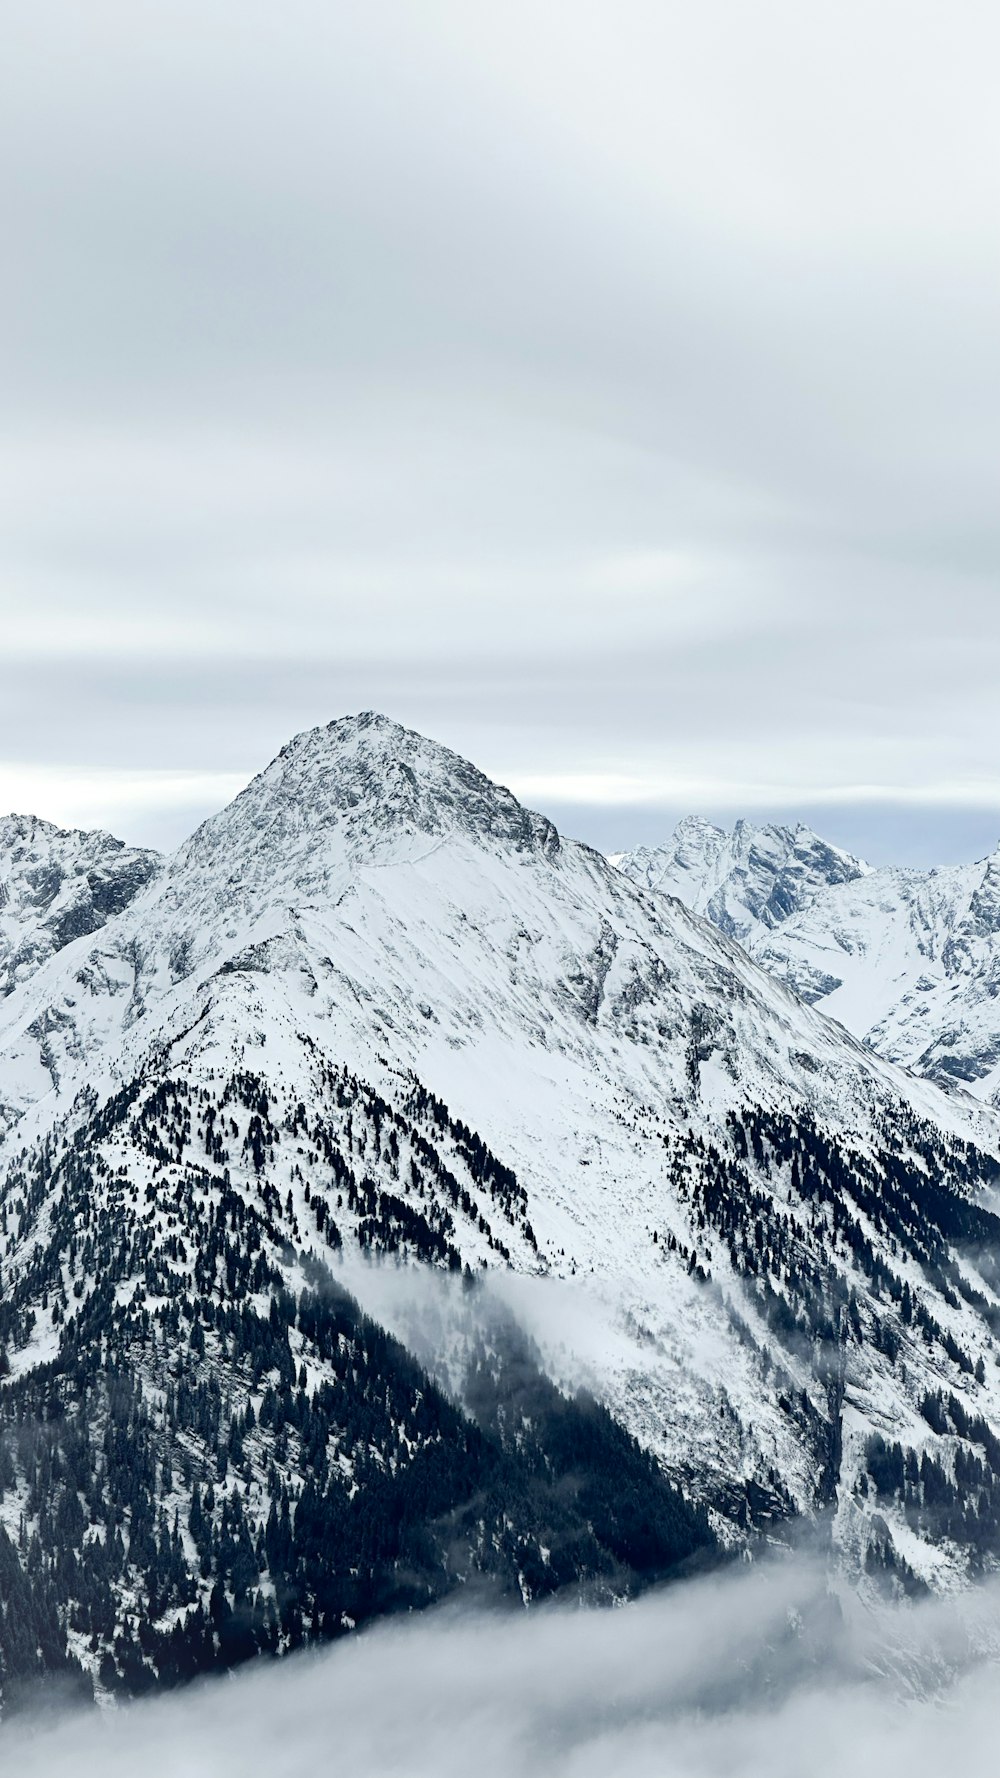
[4,718,1000,1707]
[615,817,1000,1102]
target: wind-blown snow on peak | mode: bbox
[615,817,868,948]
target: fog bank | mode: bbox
[10,1555,1000,1778]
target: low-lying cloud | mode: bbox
[11,1556,1000,1778]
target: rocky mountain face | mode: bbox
[612,817,869,948]
[615,822,1000,1104]
[0,814,160,993]
[4,718,1000,1707]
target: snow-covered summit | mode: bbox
[171,711,558,890]
[615,816,868,947]
[0,714,977,1153]
[0,719,991,1157]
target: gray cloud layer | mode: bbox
[2,1,999,857]
[11,1556,1000,1778]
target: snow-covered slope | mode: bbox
[616,821,1000,1105]
[5,716,1000,1699]
[0,724,978,1144]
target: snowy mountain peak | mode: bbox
[671,814,725,840]
[615,817,868,947]
[173,711,559,898]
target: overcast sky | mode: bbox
[2,0,999,863]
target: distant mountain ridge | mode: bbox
[611,816,869,947]
[614,818,1000,1104]
[0,813,160,1000]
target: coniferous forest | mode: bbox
[0,1060,717,1713]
